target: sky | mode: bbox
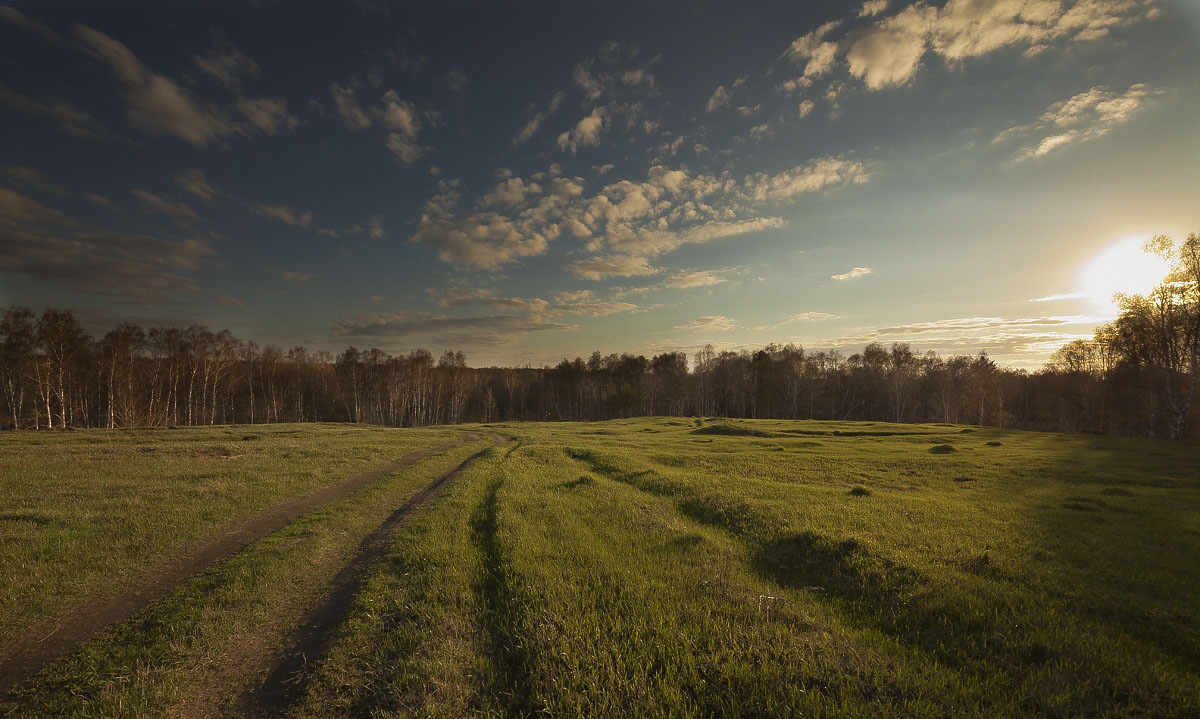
[1,0,1198,370]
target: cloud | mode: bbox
[1,165,66,195]
[195,42,260,90]
[330,83,428,163]
[273,270,313,283]
[330,83,372,130]
[0,187,75,227]
[786,0,1157,92]
[213,295,244,306]
[859,0,889,18]
[797,100,815,118]
[0,224,215,305]
[514,91,566,145]
[662,269,727,289]
[563,255,661,280]
[0,85,104,136]
[385,133,424,164]
[1031,292,1089,302]
[743,156,870,202]
[781,21,841,88]
[368,217,384,239]
[74,25,237,146]
[0,7,65,43]
[174,169,217,201]
[412,157,866,271]
[557,107,607,154]
[254,203,313,227]
[236,97,298,135]
[832,266,873,281]
[675,315,737,332]
[332,311,577,346]
[130,189,199,221]
[995,83,1154,160]
[443,70,468,93]
[704,75,749,112]
[85,193,116,209]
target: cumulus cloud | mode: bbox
[330,83,429,163]
[859,0,889,18]
[514,91,566,145]
[412,156,866,271]
[563,255,661,280]
[330,83,373,130]
[797,100,815,118]
[704,75,749,112]
[781,21,841,88]
[743,156,870,202]
[995,83,1154,159]
[254,203,313,227]
[557,107,607,154]
[675,315,737,332]
[832,266,873,281]
[662,269,727,289]
[131,189,199,221]
[782,0,1157,92]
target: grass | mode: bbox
[3,418,1199,717]
[0,423,463,644]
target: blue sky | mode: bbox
[2,0,1197,368]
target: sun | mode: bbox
[1079,235,1173,309]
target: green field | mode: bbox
[1,419,1198,717]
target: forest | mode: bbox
[3,234,1196,440]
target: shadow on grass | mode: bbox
[469,477,537,716]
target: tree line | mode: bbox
[3,233,1195,440]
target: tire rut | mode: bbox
[245,434,509,716]
[0,433,483,695]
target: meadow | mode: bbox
[1,419,1197,717]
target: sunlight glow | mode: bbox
[1079,235,1172,311]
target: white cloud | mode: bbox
[254,203,313,227]
[859,0,889,18]
[781,21,842,88]
[662,269,727,289]
[996,83,1153,159]
[675,315,737,332]
[131,189,199,221]
[563,255,660,280]
[832,266,873,281]
[0,86,104,136]
[236,97,297,135]
[704,75,748,112]
[273,269,313,283]
[174,169,217,201]
[744,156,870,202]
[557,107,607,154]
[330,83,372,130]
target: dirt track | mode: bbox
[246,433,509,715]
[0,433,483,694]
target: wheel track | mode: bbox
[0,432,483,695]
[246,434,509,716]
